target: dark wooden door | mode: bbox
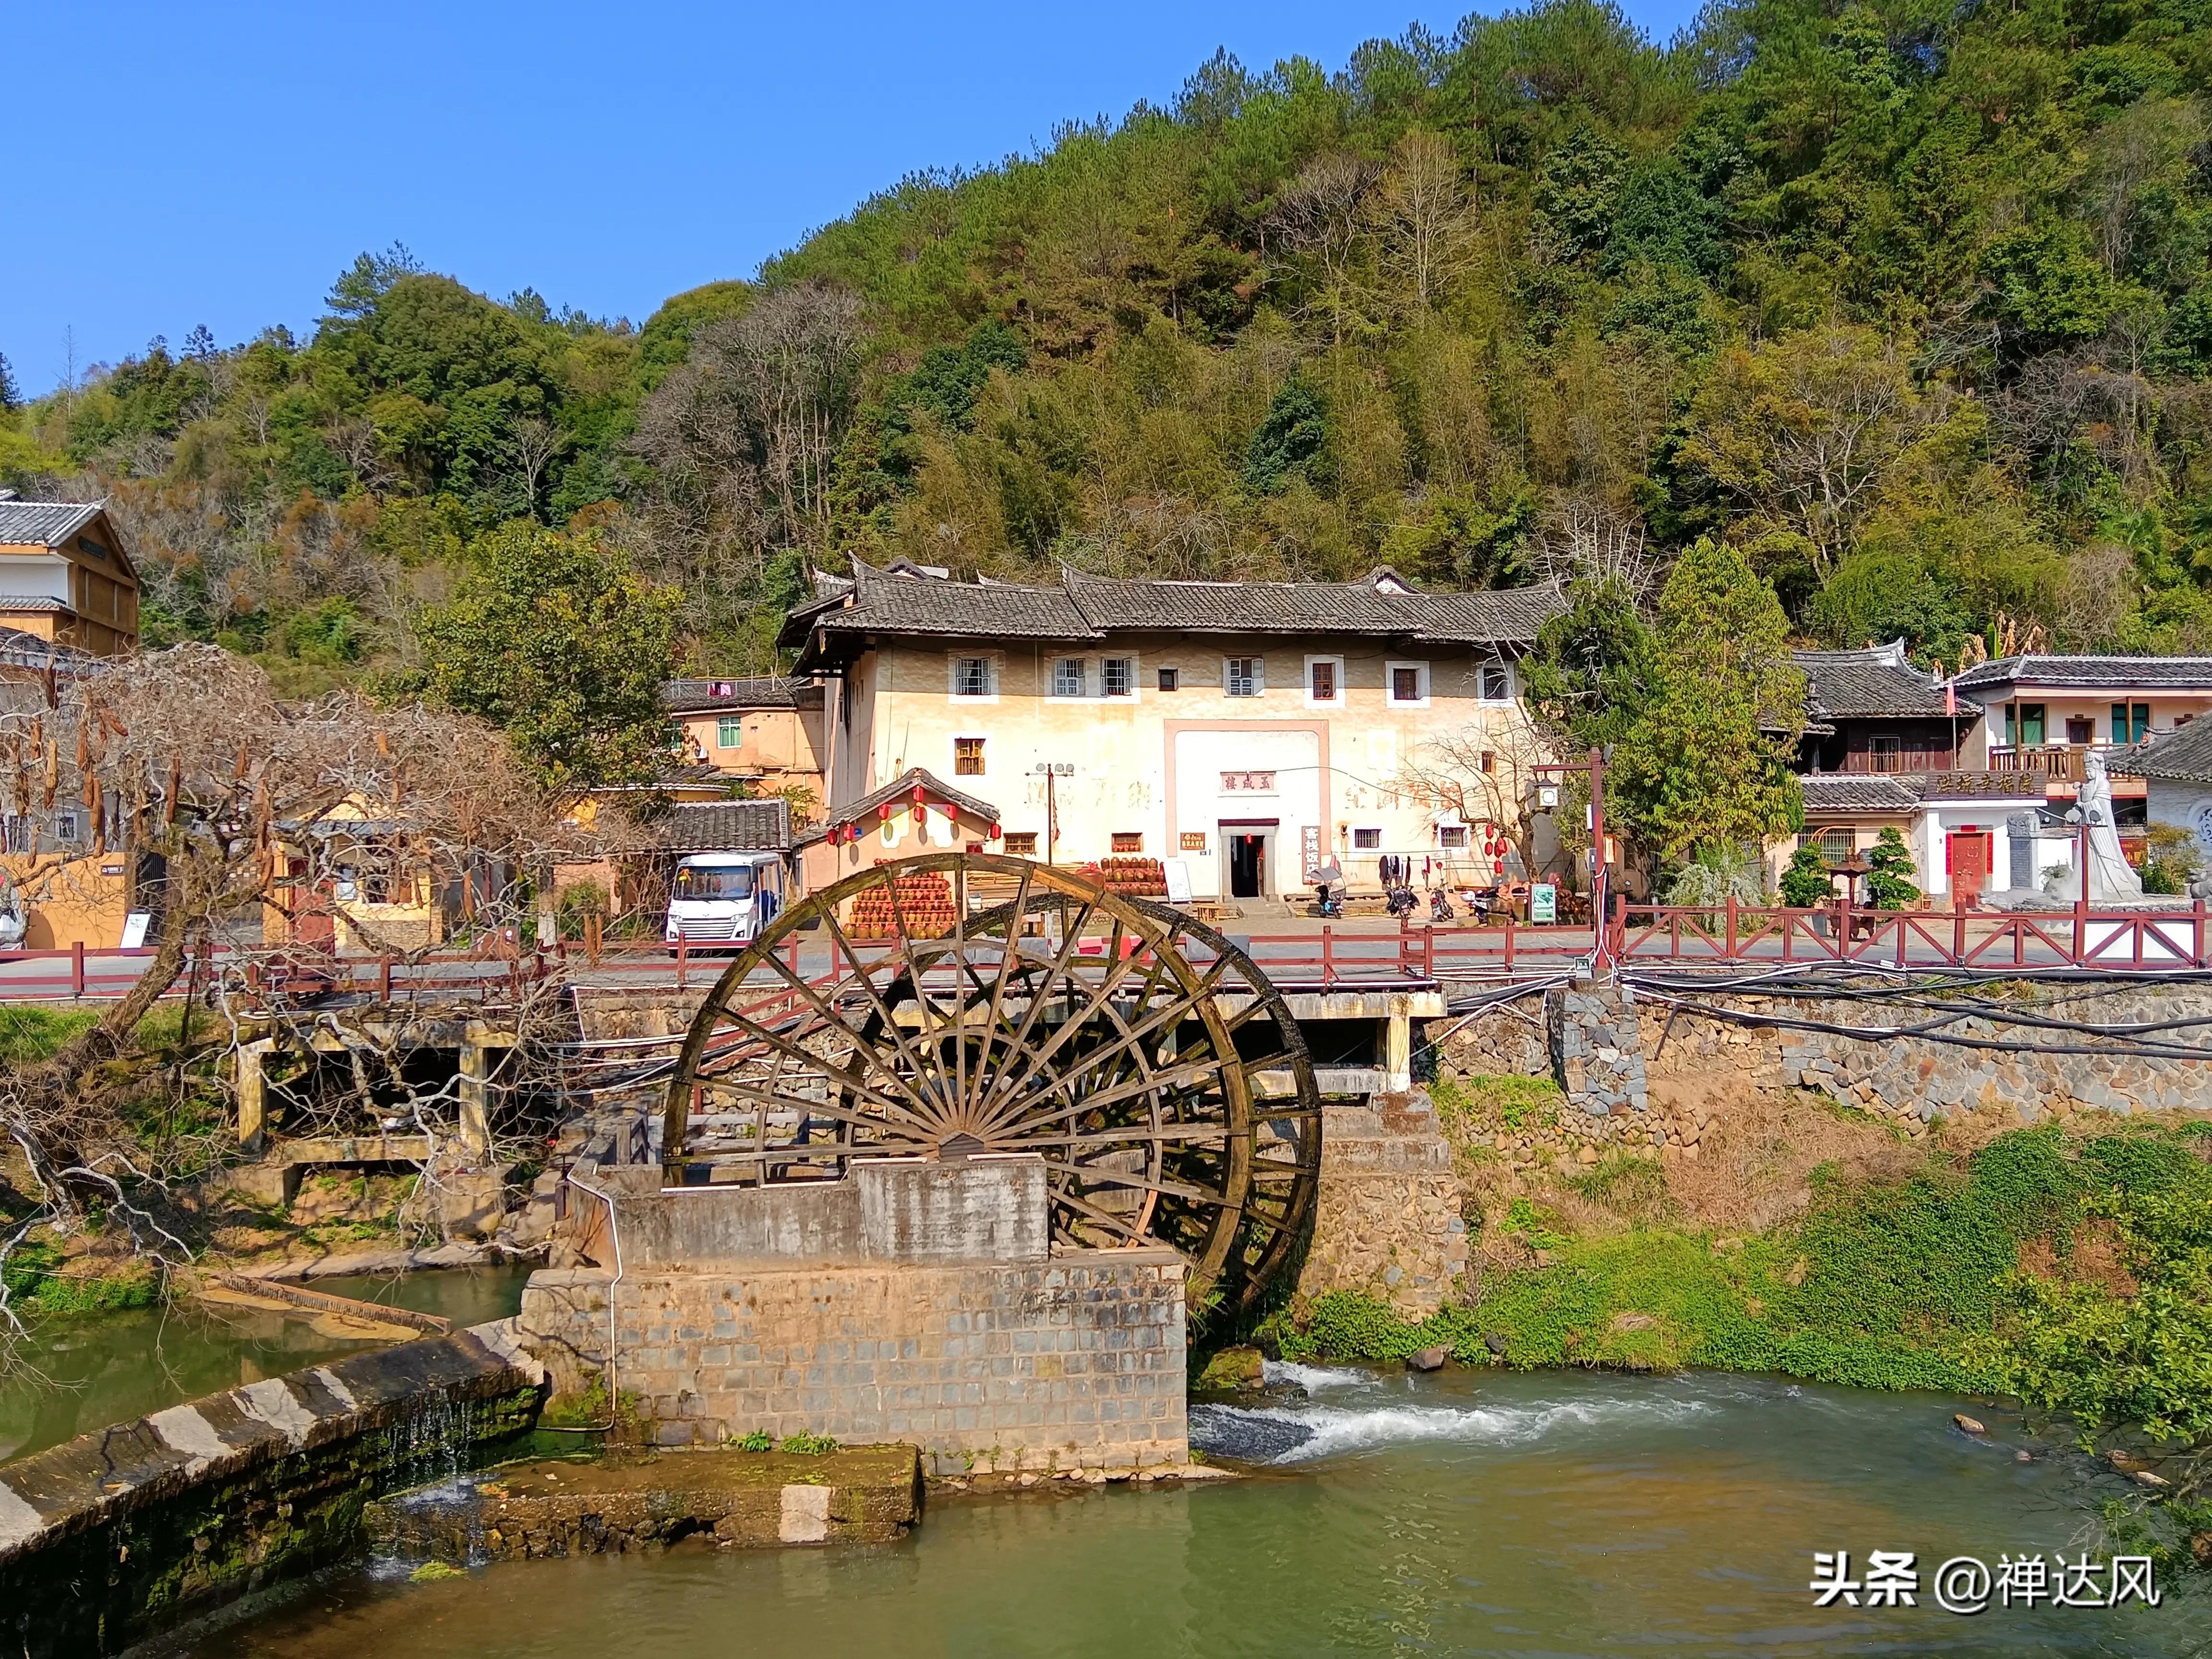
[1947,831,1991,908]
[1228,834,1265,898]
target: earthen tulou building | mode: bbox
[777,557,1567,902]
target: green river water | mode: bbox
[0,1265,533,1465]
[183,1362,2202,1659]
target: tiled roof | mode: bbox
[0,596,71,613]
[0,626,96,675]
[0,500,103,549]
[1061,569,1563,643]
[2112,719,2212,784]
[661,676,821,713]
[1793,642,1970,720]
[1799,774,1925,814]
[1953,654,2212,691]
[656,798,793,853]
[788,561,1565,654]
[813,563,1095,640]
[1799,769,2045,814]
[797,766,1000,848]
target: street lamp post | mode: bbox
[1033,762,1072,866]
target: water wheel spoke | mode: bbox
[665,854,1317,1317]
[1045,1180,1172,1248]
[817,905,969,1115]
[694,1073,932,1137]
[966,900,1121,1118]
[973,972,1225,1137]
[707,1008,935,1130]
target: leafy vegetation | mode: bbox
[1612,539,1807,863]
[1269,1126,2209,1402]
[0,1008,99,1067]
[10,0,2212,723]
[1778,841,1834,907]
[392,520,680,790]
[1863,825,1922,908]
[1431,1071,1562,1133]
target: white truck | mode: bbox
[664,851,788,952]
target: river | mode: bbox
[0,1265,532,1465]
[184,1363,2200,1659]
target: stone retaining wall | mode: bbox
[1297,1095,1469,1317]
[1435,980,2212,1136]
[517,1250,1187,1477]
[0,1320,544,1659]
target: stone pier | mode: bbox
[1296,1091,1468,1318]
[522,1156,1189,1476]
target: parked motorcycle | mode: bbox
[1385,884,1419,919]
[1429,887,1455,922]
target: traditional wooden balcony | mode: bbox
[1984,743,2143,795]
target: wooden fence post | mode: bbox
[72,939,85,999]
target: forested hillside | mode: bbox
[7,0,2212,691]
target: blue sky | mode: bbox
[8,0,1700,395]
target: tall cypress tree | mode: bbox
[1614,538,1806,864]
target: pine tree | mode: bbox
[1780,842,1835,907]
[1242,373,1331,496]
[1864,827,1921,910]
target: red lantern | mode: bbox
[912,803,926,826]
[878,802,892,820]
[986,823,1002,842]
[912,785,926,804]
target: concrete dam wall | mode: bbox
[0,1321,544,1659]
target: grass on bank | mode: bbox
[1262,1124,2212,1393]
[2,1005,233,1319]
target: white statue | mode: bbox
[2046,749,2144,904]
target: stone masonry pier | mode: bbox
[525,1155,1189,1477]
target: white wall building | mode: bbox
[781,561,1566,902]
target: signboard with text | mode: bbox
[1530,883,1557,924]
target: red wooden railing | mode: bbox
[9,892,2209,1003]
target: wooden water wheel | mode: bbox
[662,852,1320,1321]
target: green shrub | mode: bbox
[736,1429,774,1452]
[1277,1127,2198,1394]
[1502,1196,1570,1251]
[1865,826,1921,910]
[2,1244,161,1315]
[1447,1074,1562,1132]
[1779,842,1834,907]
[780,1431,838,1455]
[1428,1076,1470,1130]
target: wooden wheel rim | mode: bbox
[662,853,1306,1307]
